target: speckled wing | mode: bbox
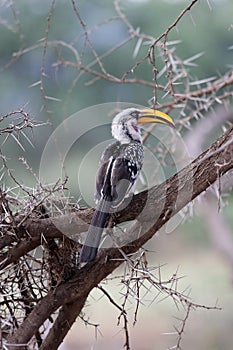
[95,141,121,202]
[95,140,144,207]
[110,141,144,207]
[110,157,140,207]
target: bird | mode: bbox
[79,107,175,263]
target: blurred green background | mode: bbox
[0,0,233,349]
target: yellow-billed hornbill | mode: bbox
[79,108,174,263]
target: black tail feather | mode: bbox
[79,245,98,263]
[79,197,111,263]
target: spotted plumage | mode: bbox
[96,140,143,207]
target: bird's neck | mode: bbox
[119,136,132,144]
[113,125,142,144]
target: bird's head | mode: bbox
[111,107,174,143]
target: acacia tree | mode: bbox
[0,1,233,349]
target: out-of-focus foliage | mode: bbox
[0,0,232,193]
[0,0,232,114]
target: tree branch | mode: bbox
[39,299,87,350]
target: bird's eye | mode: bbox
[131,111,139,118]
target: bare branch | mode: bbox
[5,124,233,348]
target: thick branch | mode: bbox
[0,210,92,268]
[39,299,86,350]
[6,126,233,348]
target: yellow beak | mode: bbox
[138,109,175,128]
